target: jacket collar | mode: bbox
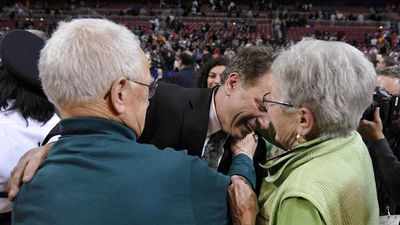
[59,117,137,141]
[261,132,359,186]
[180,88,214,157]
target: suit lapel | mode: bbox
[181,88,213,157]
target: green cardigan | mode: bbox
[257,131,379,225]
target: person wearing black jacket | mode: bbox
[358,66,400,215]
[134,46,274,192]
[163,50,200,88]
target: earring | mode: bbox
[296,134,306,144]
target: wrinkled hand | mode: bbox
[228,175,258,225]
[7,143,52,201]
[358,107,385,143]
[231,132,258,159]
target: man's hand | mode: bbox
[358,107,385,143]
[228,175,258,225]
[7,143,52,201]
[230,132,258,159]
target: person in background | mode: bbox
[0,30,59,225]
[166,50,199,88]
[376,54,397,69]
[12,18,258,225]
[256,39,379,225]
[197,57,229,88]
[358,66,400,215]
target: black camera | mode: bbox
[362,87,400,127]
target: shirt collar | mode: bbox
[207,88,222,137]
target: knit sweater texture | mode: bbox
[257,131,379,225]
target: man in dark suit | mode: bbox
[139,46,274,190]
[165,50,199,88]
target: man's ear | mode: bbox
[224,73,240,96]
[297,107,316,139]
[109,77,130,115]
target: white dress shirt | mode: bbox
[0,101,60,213]
[201,90,228,166]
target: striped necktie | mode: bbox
[202,130,227,169]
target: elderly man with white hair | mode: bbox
[12,19,258,225]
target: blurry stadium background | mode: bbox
[0,0,399,77]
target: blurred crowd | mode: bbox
[0,2,400,224]
[0,1,400,78]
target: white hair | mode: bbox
[39,18,144,108]
[272,39,376,139]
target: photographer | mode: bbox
[358,66,400,215]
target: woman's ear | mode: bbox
[109,77,130,115]
[297,107,315,138]
[224,73,240,96]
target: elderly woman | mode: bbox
[258,39,379,225]
[197,57,229,88]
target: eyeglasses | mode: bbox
[261,92,293,111]
[131,80,158,99]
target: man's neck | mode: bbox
[59,100,141,138]
[214,87,227,132]
[59,101,119,122]
[179,65,190,71]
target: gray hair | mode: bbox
[39,19,144,108]
[377,66,400,79]
[272,39,376,139]
[220,45,275,87]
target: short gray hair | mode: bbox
[272,39,376,139]
[220,45,275,87]
[377,66,400,79]
[39,19,144,108]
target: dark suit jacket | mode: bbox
[138,82,267,191]
[165,67,199,88]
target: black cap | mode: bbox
[0,29,44,90]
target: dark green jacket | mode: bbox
[13,117,255,225]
